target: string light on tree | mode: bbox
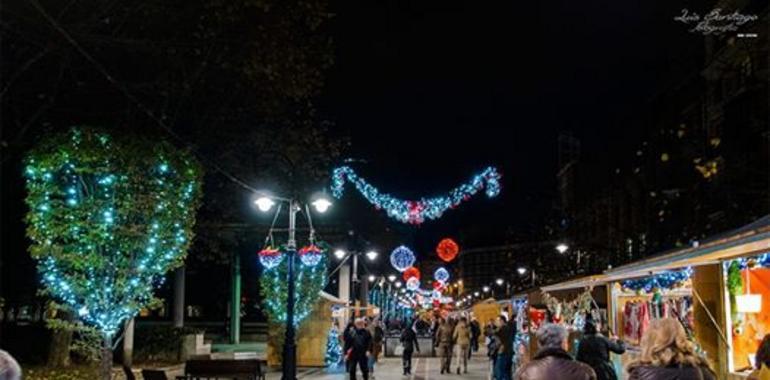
[331,166,502,224]
[23,128,202,378]
[325,325,343,368]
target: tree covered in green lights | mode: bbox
[24,127,202,378]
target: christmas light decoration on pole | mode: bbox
[331,166,502,224]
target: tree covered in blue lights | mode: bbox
[24,127,202,377]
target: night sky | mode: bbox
[0,0,713,307]
[316,0,705,255]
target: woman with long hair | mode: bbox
[627,318,715,380]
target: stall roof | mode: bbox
[602,215,770,282]
[540,274,610,292]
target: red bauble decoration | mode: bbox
[432,281,444,290]
[436,238,459,262]
[403,266,421,281]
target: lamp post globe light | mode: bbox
[334,249,347,259]
[556,243,569,254]
[366,250,378,261]
[495,278,504,286]
[254,192,331,380]
[388,274,397,282]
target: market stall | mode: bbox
[602,215,770,380]
[537,275,611,356]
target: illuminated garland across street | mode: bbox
[331,166,502,224]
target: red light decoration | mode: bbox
[432,281,444,290]
[436,238,459,262]
[403,266,421,281]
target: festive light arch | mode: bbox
[331,166,501,224]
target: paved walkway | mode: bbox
[268,352,492,380]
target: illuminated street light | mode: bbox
[311,196,332,213]
[388,274,397,282]
[254,197,275,212]
[334,249,347,259]
[395,281,402,288]
[483,286,490,292]
[556,243,569,254]
[474,291,480,297]
[368,275,376,282]
[366,250,378,261]
[517,267,527,275]
[496,278,504,286]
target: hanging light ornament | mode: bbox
[406,277,420,291]
[433,281,444,290]
[403,266,421,281]
[434,267,450,283]
[331,166,502,224]
[258,247,283,270]
[298,244,324,267]
[436,238,459,262]
[390,245,416,272]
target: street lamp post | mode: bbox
[255,193,330,380]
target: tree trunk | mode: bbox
[100,334,113,380]
[47,310,73,367]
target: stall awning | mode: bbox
[603,215,770,282]
[540,274,610,292]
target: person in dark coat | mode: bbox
[494,315,516,380]
[348,318,373,380]
[400,321,420,375]
[576,320,625,380]
[515,323,596,380]
[470,318,481,355]
[626,318,715,380]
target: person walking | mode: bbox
[368,318,384,376]
[401,321,420,375]
[453,317,472,374]
[470,317,481,356]
[436,318,455,374]
[515,323,596,380]
[576,320,625,380]
[485,320,499,380]
[349,318,373,380]
[494,315,515,380]
[626,318,715,380]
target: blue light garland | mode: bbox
[622,267,694,292]
[331,166,501,224]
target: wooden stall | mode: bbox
[267,291,347,367]
[601,215,770,380]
